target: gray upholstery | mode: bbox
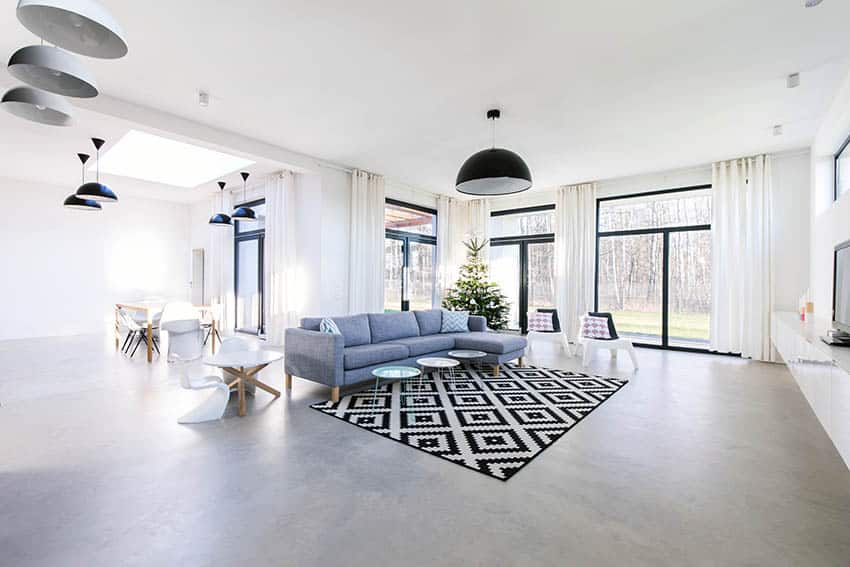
[384,334,456,357]
[284,327,345,387]
[413,309,443,336]
[468,315,487,332]
[368,312,420,344]
[454,332,527,354]
[285,311,526,390]
[344,343,409,370]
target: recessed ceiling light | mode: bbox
[93,130,255,188]
[773,124,784,136]
[787,73,800,88]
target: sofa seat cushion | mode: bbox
[453,332,527,354]
[384,334,457,357]
[343,343,409,370]
[368,312,420,344]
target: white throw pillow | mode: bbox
[441,310,469,333]
[320,318,341,335]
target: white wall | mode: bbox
[0,178,191,340]
[809,68,850,320]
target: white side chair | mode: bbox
[176,358,230,424]
[526,309,574,356]
[578,313,639,370]
[161,302,202,363]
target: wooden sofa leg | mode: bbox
[492,365,500,377]
[284,373,292,390]
[330,387,340,403]
[518,356,525,366]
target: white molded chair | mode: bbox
[526,309,574,356]
[176,359,230,424]
[578,313,639,370]
[161,302,202,363]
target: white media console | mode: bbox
[772,311,850,469]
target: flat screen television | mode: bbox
[834,240,850,334]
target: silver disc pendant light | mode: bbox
[8,44,98,98]
[232,172,256,221]
[209,181,233,227]
[1,85,73,126]
[455,109,532,196]
[64,152,101,210]
[75,137,118,202]
[16,0,128,59]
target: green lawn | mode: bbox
[608,310,709,341]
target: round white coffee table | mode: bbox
[417,356,461,385]
[370,366,421,412]
[448,350,487,372]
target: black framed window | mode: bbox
[384,199,437,312]
[490,205,556,333]
[835,133,850,201]
[595,186,712,351]
[234,199,265,335]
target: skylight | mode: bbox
[93,130,255,188]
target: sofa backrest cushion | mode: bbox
[368,311,420,343]
[413,309,443,336]
[300,314,371,347]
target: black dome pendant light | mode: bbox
[231,172,256,221]
[63,152,101,211]
[455,109,532,196]
[208,181,233,227]
[75,137,118,202]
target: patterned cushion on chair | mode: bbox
[527,312,555,332]
[440,310,469,333]
[581,315,612,339]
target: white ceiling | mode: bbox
[1,0,850,200]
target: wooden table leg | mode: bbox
[114,307,120,350]
[237,369,246,417]
[147,320,153,363]
[247,377,281,398]
[211,318,217,354]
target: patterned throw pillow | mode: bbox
[319,318,341,335]
[527,312,555,332]
[581,315,612,339]
[440,310,469,333]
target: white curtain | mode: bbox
[435,196,490,305]
[208,189,234,333]
[264,172,299,345]
[554,183,597,340]
[348,170,386,313]
[710,155,773,360]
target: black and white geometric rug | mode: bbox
[311,363,628,481]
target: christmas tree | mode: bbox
[442,237,511,330]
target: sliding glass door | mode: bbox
[489,205,556,333]
[383,200,437,312]
[595,187,712,350]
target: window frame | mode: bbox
[384,199,437,312]
[835,132,850,202]
[490,204,556,333]
[594,185,715,353]
[234,197,266,336]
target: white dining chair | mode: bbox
[175,357,230,424]
[161,302,202,362]
[124,309,161,358]
[578,313,639,370]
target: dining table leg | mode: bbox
[147,320,153,363]
[237,367,247,417]
[114,307,120,350]
[211,318,217,354]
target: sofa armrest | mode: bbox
[468,315,487,332]
[284,328,344,387]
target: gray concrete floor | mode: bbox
[1,334,849,567]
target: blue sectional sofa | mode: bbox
[284,309,527,401]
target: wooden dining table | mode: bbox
[114,302,220,363]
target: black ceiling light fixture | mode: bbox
[75,137,117,202]
[209,181,232,227]
[231,171,256,221]
[455,108,532,196]
[63,152,101,210]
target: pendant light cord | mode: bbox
[491,117,496,149]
